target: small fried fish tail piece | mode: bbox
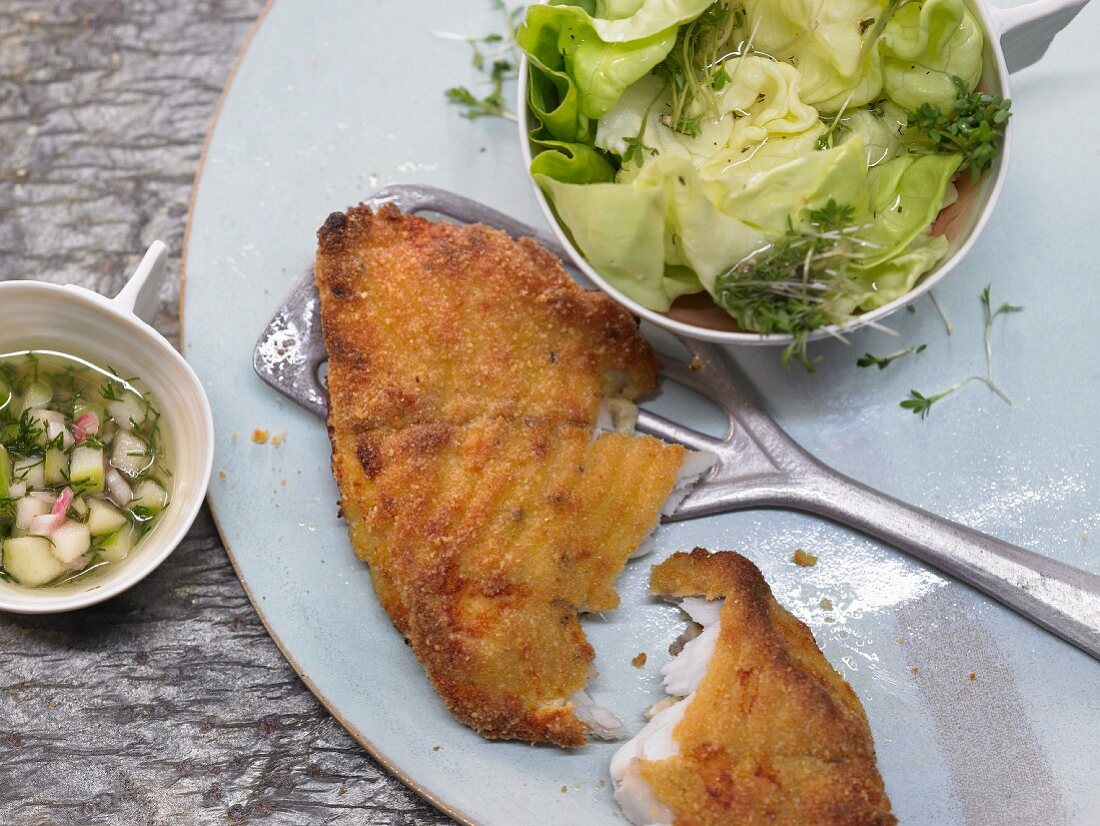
[316,205,689,748]
[615,549,896,826]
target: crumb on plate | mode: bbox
[251,429,269,444]
[631,652,647,668]
[792,548,817,567]
[819,597,833,611]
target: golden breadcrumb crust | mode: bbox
[315,205,685,747]
[646,549,896,826]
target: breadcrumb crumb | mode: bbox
[793,548,817,567]
[251,429,269,444]
[631,652,647,668]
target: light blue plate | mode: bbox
[183,2,1100,823]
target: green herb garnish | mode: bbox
[901,284,1022,417]
[857,344,926,369]
[441,0,523,122]
[908,75,1011,178]
[712,199,872,369]
[657,0,740,137]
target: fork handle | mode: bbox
[793,466,1100,660]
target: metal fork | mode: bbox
[253,184,1100,662]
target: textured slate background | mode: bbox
[0,2,449,823]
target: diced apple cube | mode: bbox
[69,446,105,493]
[111,432,151,478]
[106,391,146,431]
[14,456,45,490]
[3,536,66,587]
[49,520,92,565]
[13,497,50,538]
[27,409,73,450]
[87,499,128,536]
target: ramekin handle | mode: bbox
[113,240,167,323]
[992,0,1090,73]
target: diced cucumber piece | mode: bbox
[20,380,53,413]
[12,497,49,537]
[44,447,69,487]
[13,456,45,490]
[69,446,105,494]
[49,519,92,565]
[70,496,89,519]
[87,499,128,536]
[98,524,136,563]
[106,391,146,431]
[111,432,152,478]
[72,398,105,423]
[131,480,168,518]
[3,536,66,587]
[0,444,11,498]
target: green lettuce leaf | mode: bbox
[529,132,617,183]
[744,0,884,113]
[535,156,764,310]
[583,0,715,41]
[858,152,962,266]
[880,0,984,112]
[535,172,695,310]
[837,107,907,168]
[714,137,871,235]
[519,3,679,126]
[849,232,950,312]
[595,75,738,167]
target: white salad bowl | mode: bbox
[0,243,214,613]
[518,0,1089,346]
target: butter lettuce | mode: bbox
[519,4,679,125]
[744,0,884,113]
[536,156,763,309]
[850,233,950,311]
[880,0,984,112]
[583,0,716,40]
[715,138,871,235]
[860,152,962,266]
[529,132,617,183]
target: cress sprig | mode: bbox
[907,75,1011,178]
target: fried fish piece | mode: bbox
[612,549,896,826]
[316,205,697,747]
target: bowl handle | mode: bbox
[991,0,1090,73]
[112,240,167,323]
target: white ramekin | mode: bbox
[0,243,214,613]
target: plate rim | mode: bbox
[178,2,474,822]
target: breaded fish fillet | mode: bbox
[612,549,895,826]
[315,205,693,747]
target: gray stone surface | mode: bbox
[0,3,451,823]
